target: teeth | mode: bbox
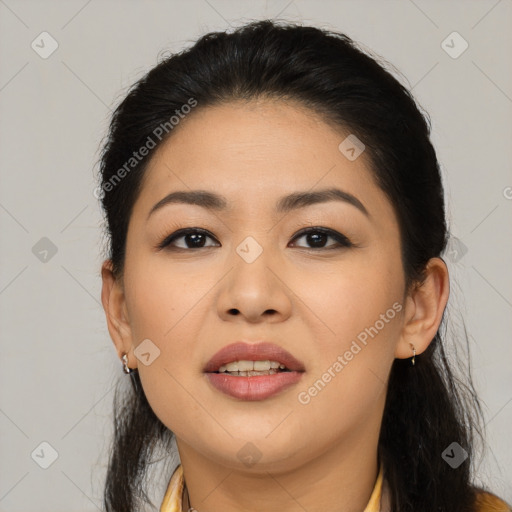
[236,360,255,371]
[224,369,280,376]
[254,360,270,371]
[218,360,287,373]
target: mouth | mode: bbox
[203,341,306,374]
[211,360,292,376]
[203,341,305,401]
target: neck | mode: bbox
[176,426,382,512]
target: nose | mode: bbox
[216,239,293,324]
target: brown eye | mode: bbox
[157,228,219,250]
[157,227,353,251]
[290,227,353,250]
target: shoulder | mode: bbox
[473,489,511,512]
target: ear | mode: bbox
[395,257,450,360]
[100,259,137,370]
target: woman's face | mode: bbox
[115,99,409,472]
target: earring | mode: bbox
[409,343,416,366]
[122,353,135,374]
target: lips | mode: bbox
[203,341,306,373]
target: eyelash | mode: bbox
[155,227,354,251]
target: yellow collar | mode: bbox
[160,462,385,512]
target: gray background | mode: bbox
[0,0,511,510]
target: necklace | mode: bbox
[183,485,198,512]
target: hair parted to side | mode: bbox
[98,19,488,512]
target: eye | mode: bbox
[289,227,353,250]
[156,226,353,251]
[156,228,219,250]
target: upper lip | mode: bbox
[203,341,306,373]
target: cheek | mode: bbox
[123,248,204,341]
[295,251,404,350]
[123,261,207,438]
[292,253,403,410]
[122,253,203,416]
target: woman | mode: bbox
[98,20,511,512]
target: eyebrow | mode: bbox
[147,187,369,220]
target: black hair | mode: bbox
[98,19,491,512]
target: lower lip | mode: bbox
[205,371,304,401]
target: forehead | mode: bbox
[133,99,393,222]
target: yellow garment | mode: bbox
[160,463,385,512]
[160,462,512,512]
[474,490,512,512]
